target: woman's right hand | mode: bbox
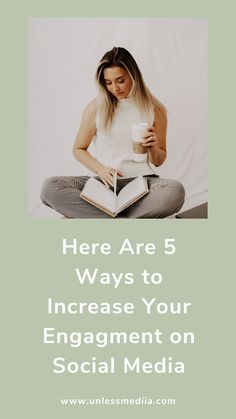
[97,165,123,188]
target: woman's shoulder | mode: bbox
[85,97,97,111]
[153,99,167,122]
[81,97,98,124]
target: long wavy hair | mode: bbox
[95,46,165,130]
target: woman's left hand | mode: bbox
[142,106,167,167]
[142,126,166,167]
[142,128,159,150]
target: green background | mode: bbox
[1,0,235,418]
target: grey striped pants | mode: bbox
[40,175,185,219]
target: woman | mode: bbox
[41,47,185,218]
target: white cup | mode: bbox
[131,122,149,162]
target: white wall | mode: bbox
[28,17,208,218]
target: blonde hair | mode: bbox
[95,47,166,129]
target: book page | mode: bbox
[117,176,147,212]
[81,177,116,213]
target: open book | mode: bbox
[80,176,149,217]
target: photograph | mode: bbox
[28,18,208,219]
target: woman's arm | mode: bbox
[142,104,167,167]
[73,99,122,187]
[73,98,100,171]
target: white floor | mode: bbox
[29,190,208,219]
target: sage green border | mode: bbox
[1,1,235,418]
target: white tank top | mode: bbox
[93,97,157,178]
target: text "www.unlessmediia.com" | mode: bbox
[60,396,176,406]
